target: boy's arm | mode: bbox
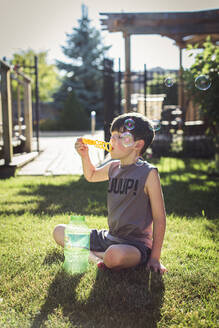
[145,169,167,274]
[75,137,110,182]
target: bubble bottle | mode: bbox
[63,215,90,274]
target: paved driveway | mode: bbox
[18,131,105,176]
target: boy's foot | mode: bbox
[97,261,108,271]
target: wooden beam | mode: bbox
[15,70,31,83]
[100,9,219,40]
[177,33,219,48]
[0,61,13,164]
[105,22,219,36]
[100,9,219,27]
[124,32,131,113]
[100,9,219,20]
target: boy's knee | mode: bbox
[104,245,123,268]
[53,224,66,247]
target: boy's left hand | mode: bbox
[146,258,168,275]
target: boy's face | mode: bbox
[110,130,136,160]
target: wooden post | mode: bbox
[0,60,13,164]
[17,83,22,135]
[124,32,131,113]
[23,78,32,152]
[178,47,184,109]
[118,58,122,114]
[103,58,115,146]
[144,64,147,115]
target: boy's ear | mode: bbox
[134,139,145,152]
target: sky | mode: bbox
[0,0,219,72]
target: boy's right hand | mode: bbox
[75,138,89,157]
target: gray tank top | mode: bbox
[107,160,157,249]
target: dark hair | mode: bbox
[110,112,155,155]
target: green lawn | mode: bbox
[0,158,218,328]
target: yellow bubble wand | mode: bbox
[82,138,112,152]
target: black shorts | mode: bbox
[90,229,151,265]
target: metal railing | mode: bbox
[0,59,32,165]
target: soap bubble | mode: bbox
[124,118,135,130]
[165,77,174,87]
[135,156,145,167]
[195,75,211,91]
[149,120,161,132]
[121,132,134,147]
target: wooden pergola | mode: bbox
[100,8,219,113]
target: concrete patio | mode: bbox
[17,130,105,176]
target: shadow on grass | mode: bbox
[12,170,218,221]
[43,249,64,265]
[161,176,219,220]
[31,254,165,328]
[1,159,218,225]
[16,176,108,217]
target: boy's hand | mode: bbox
[146,258,168,275]
[75,138,89,157]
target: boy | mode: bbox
[53,113,167,274]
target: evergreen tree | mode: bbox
[55,4,110,126]
[59,90,89,130]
